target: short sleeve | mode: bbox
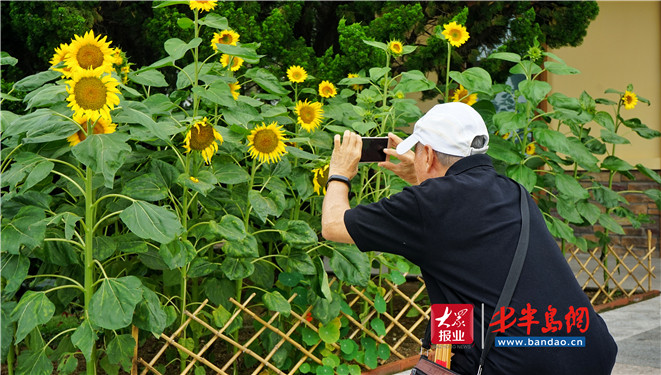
[343,187,426,263]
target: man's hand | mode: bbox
[379,133,418,185]
[329,130,362,179]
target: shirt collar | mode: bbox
[444,154,493,176]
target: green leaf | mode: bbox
[316,365,334,375]
[492,111,527,134]
[556,198,583,224]
[71,133,132,188]
[636,164,661,184]
[278,219,317,245]
[318,317,341,344]
[623,118,661,139]
[1,51,18,66]
[223,234,258,258]
[159,239,196,269]
[57,355,78,375]
[302,326,320,346]
[107,334,136,372]
[548,92,581,111]
[285,146,319,160]
[11,291,54,344]
[373,294,386,314]
[518,80,551,107]
[15,348,53,375]
[394,70,436,93]
[188,257,219,277]
[554,173,589,200]
[644,189,661,209]
[134,285,167,336]
[217,215,247,240]
[192,80,236,108]
[577,201,601,225]
[122,173,168,201]
[340,339,358,355]
[89,276,143,330]
[198,13,229,29]
[216,43,263,64]
[600,128,630,145]
[487,136,523,164]
[506,165,536,192]
[176,17,194,29]
[71,319,97,363]
[278,249,316,275]
[370,318,386,336]
[249,189,278,221]
[24,84,67,110]
[212,304,231,328]
[377,343,391,360]
[598,213,625,235]
[369,67,390,81]
[449,67,493,95]
[544,61,580,75]
[221,257,255,280]
[362,39,388,51]
[534,129,599,171]
[362,337,378,369]
[546,216,575,244]
[114,101,179,140]
[330,244,370,286]
[120,200,184,244]
[176,172,214,199]
[263,291,291,316]
[22,160,53,192]
[1,206,47,254]
[129,69,168,87]
[14,70,60,91]
[164,37,202,60]
[592,185,627,208]
[244,68,288,94]
[509,60,543,76]
[1,254,30,295]
[214,161,250,184]
[602,155,634,172]
[488,52,521,63]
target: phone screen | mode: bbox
[360,137,389,163]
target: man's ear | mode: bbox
[423,144,436,172]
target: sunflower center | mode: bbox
[322,87,333,96]
[77,44,105,69]
[253,129,279,154]
[189,124,216,151]
[451,30,460,40]
[74,77,108,110]
[220,35,232,44]
[299,106,316,123]
[293,72,302,80]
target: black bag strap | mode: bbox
[421,184,530,375]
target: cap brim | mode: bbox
[396,134,420,155]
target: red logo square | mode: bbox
[431,304,474,345]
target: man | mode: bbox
[321,102,617,374]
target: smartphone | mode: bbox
[360,137,389,163]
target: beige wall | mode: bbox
[548,1,661,169]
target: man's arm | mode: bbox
[321,131,361,244]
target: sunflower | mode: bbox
[388,40,403,55]
[66,68,121,121]
[318,80,337,98]
[229,81,241,100]
[622,90,638,110]
[347,73,363,92]
[50,43,72,77]
[67,113,117,147]
[295,100,324,132]
[189,0,217,12]
[451,85,478,106]
[121,65,130,84]
[211,30,240,50]
[183,117,224,164]
[442,21,470,48]
[65,30,116,74]
[525,143,536,155]
[287,65,307,83]
[247,122,288,164]
[112,47,123,66]
[312,164,330,195]
[220,54,244,71]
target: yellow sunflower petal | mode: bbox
[287,65,307,83]
[318,80,337,98]
[247,122,288,164]
[295,100,324,132]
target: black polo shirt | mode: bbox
[344,154,617,375]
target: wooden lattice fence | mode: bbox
[137,235,656,375]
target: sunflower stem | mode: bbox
[445,42,452,103]
[84,165,97,375]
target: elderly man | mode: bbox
[321,102,617,374]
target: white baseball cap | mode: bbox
[396,102,489,157]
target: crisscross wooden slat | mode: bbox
[139,300,210,375]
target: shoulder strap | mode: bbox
[421,184,530,375]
